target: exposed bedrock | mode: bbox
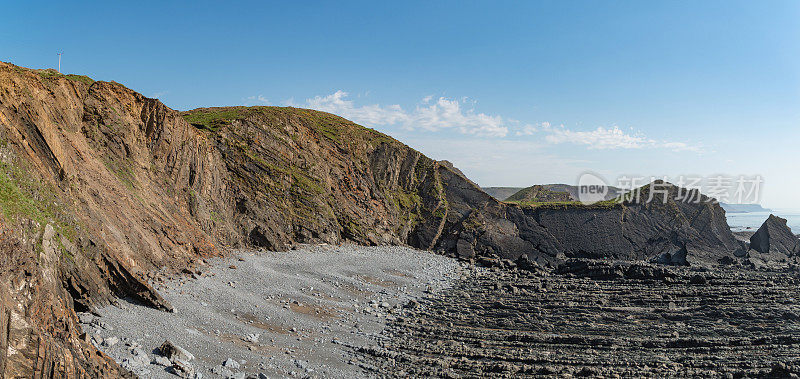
[438,180,745,267]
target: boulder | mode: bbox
[158,340,195,363]
[750,215,799,257]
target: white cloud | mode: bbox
[399,136,589,187]
[306,91,408,126]
[244,95,270,106]
[543,125,702,152]
[297,91,509,137]
[411,97,507,137]
[516,122,550,136]
[292,90,701,150]
[545,126,651,149]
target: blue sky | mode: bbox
[2,1,799,207]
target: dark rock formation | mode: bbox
[436,180,744,267]
[358,263,800,378]
[749,214,800,263]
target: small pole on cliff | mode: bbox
[57,51,63,73]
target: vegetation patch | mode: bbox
[182,107,261,131]
[36,69,95,85]
[506,185,573,203]
[512,199,623,210]
[0,145,79,245]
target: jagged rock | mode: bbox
[360,262,800,377]
[750,215,799,258]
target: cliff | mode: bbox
[439,181,744,266]
[0,62,746,376]
[0,62,463,376]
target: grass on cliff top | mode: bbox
[181,107,262,131]
[507,198,623,210]
[505,186,573,203]
[181,106,397,145]
[36,69,95,86]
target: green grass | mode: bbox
[104,157,138,191]
[36,69,95,86]
[0,152,79,246]
[182,106,398,149]
[64,74,95,85]
[505,186,573,203]
[0,165,44,225]
[182,107,259,131]
[509,198,623,210]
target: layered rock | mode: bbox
[438,180,744,266]
[748,214,799,265]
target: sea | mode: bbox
[725,209,800,233]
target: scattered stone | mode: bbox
[101,336,119,347]
[158,340,195,362]
[129,348,149,366]
[244,333,260,343]
[223,358,241,369]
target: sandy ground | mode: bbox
[79,244,464,378]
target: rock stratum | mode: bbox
[0,62,748,377]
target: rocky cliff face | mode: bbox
[0,62,746,377]
[0,63,459,376]
[438,181,744,267]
